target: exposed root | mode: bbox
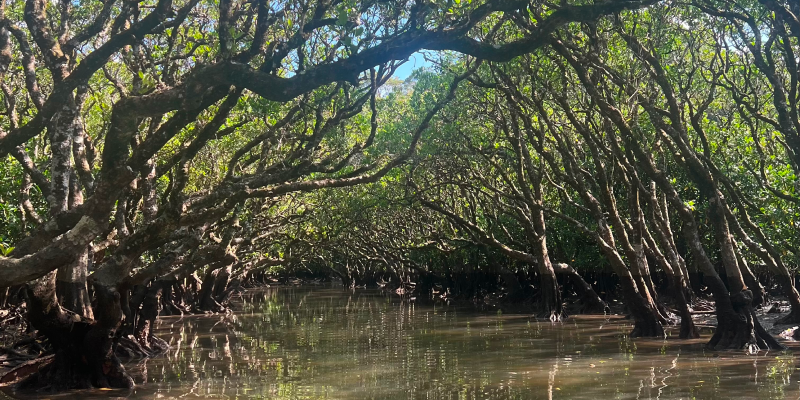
[14,343,133,393]
[115,334,169,359]
[707,290,785,351]
[536,309,566,322]
[0,355,54,387]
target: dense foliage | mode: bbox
[0,0,798,391]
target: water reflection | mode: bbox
[11,286,800,399]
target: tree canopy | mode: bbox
[0,0,799,391]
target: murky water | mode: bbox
[6,286,800,399]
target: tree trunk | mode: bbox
[56,248,93,319]
[533,235,562,321]
[684,213,784,351]
[734,247,766,307]
[618,273,665,338]
[497,264,524,300]
[553,263,607,313]
[212,262,233,303]
[197,266,224,312]
[599,228,665,337]
[82,283,134,388]
[133,282,168,354]
[158,277,183,316]
[16,88,133,391]
[20,274,133,391]
[597,225,664,337]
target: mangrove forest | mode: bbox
[0,0,799,397]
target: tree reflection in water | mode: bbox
[115,286,798,399]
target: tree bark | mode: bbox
[531,220,563,321]
[133,282,167,354]
[20,274,133,391]
[55,249,93,318]
[553,263,607,313]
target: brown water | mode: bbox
[5,286,800,399]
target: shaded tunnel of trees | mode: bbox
[0,0,798,392]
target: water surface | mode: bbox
[11,286,800,399]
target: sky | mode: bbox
[393,52,433,80]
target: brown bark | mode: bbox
[641,218,699,338]
[82,284,134,389]
[553,263,607,313]
[734,246,766,307]
[133,283,165,353]
[55,250,93,319]
[553,37,782,349]
[531,217,563,320]
[197,267,221,312]
[516,71,665,334]
[647,182,694,302]
[212,261,233,302]
[20,275,133,391]
[547,118,664,335]
[634,184,697,337]
[718,176,800,319]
